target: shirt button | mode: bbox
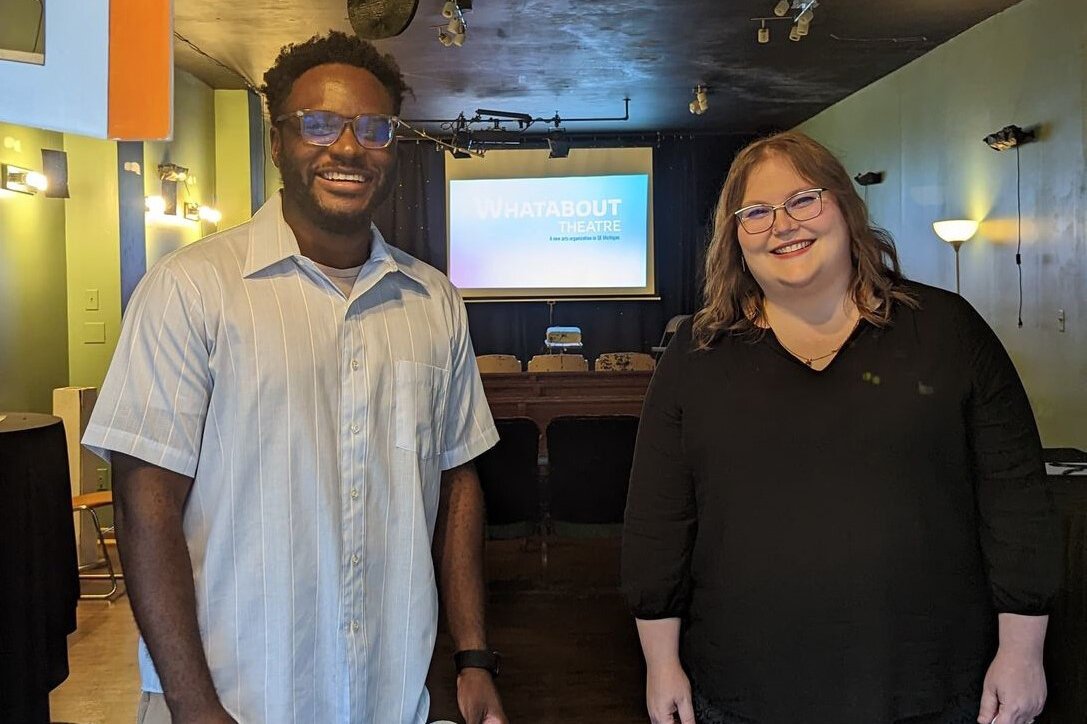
[351,620,359,632]
[351,554,360,565]
[351,359,360,370]
[350,488,359,499]
[350,423,360,434]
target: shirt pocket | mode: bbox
[394,360,450,459]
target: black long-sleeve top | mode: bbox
[621,282,1061,723]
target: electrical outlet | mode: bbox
[96,467,108,491]
[1057,309,1066,333]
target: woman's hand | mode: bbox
[976,648,1046,724]
[646,659,695,724]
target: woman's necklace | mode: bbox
[766,309,860,367]
[774,337,846,367]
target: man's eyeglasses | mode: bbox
[733,188,826,234]
[274,110,399,149]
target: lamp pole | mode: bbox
[951,240,963,294]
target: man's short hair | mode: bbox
[261,30,411,119]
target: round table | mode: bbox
[0,412,79,723]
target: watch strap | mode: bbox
[453,649,500,677]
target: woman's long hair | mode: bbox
[691,131,917,350]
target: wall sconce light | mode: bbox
[932,219,978,294]
[1,163,48,194]
[983,124,1036,152]
[853,171,884,186]
[146,195,167,215]
[198,205,222,224]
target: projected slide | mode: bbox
[448,174,650,296]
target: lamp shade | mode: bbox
[932,219,978,244]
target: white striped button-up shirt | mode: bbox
[83,193,498,723]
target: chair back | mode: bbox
[527,354,588,372]
[474,418,541,535]
[476,354,522,374]
[651,314,692,354]
[594,352,655,372]
[546,415,639,528]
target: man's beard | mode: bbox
[280,160,395,235]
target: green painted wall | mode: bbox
[63,134,120,389]
[214,90,253,229]
[798,0,1087,448]
[0,0,44,54]
[264,115,281,203]
[0,122,69,412]
[144,69,218,267]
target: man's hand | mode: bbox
[456,668,508,724]
[646,660,695,724]
[976,648,1046,724]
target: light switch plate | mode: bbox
[84,288,99,311]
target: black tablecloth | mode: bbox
[1041,461,1087,724]
[0,413,79,723]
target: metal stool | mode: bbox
[72,491,122,599]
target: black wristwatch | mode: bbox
[453,649,501,678]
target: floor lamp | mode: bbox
[932,219,979,294]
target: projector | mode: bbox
[545,326,582,350]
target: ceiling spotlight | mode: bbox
[773,0,791,16]
[689,85,709,115]
[789,24,802,41]
[758,22,770,44]
[436,0,467,47]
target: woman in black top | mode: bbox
[621,132,1060,724]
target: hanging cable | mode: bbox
[174,31,261,94]
[1016,145,1023,328]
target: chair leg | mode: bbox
[78,507,119,600]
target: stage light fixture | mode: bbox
[773,0,791,17]
[758,22,770,44]
[436,1,467,47]
[789,25,801,41]
[689,85,709,115]
[547,131,570,159]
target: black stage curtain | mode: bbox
[374,135,753,364]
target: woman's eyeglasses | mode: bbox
[274,110,399,149]
[733,188,826,234]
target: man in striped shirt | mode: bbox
[84,31,506,724]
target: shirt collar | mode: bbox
[242,192,426,287]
